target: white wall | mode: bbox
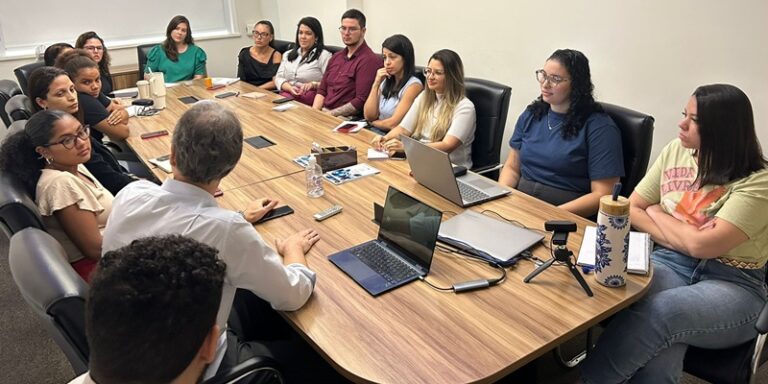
[261,0,768,165]
[3,0,767,165]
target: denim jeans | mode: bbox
[580,246,767,384]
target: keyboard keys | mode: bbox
[351,244,418,284]
[458,181,490,202]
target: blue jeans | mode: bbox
[580,246,767,384]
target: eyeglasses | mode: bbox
[252,32,271,39]
[43,126,90,150]
[338,26,360,33]
[83,45,104,52]
[423,68,445,77]
[535,70,569,86]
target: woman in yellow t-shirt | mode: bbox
[581,84,768,383]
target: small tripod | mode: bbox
[523,221,594,297]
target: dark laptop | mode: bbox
[329,186,443,296]
[401,135,510,207]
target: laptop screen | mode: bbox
[378,187,443,270]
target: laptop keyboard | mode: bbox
[351,243,419,284]
[458,180,491,202]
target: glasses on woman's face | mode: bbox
[423,68,445,77]
[535,69,569,86]
[44,126,90,150]
[83,45,104,52]
[253,32,271,39]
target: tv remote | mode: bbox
[313,205,342,221]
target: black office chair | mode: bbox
[325,45,344,54]
[413,65,426,85]
[5,119,27,138]
[0,171,45,239]
[14,61,45,96]
[0,79,22,127]
[598,102,655,197]
[136,43,157,78]
[5,94,34,122]
[464,77,512,180]
[8,227,89,375]
[203,357,284,384]
[272,40,294,54]
[683,274,768,384]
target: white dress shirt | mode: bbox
[274,48,332,90]
[102,179,316,378]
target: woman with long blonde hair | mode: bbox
[371,49,476,169]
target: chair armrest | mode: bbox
[203,356,283,384]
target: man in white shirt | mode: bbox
[70,235,225,384]
[102,101,321,380]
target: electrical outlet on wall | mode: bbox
[245,23,256,36]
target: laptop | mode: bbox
[329,186,443,296]
[401,135,510,207]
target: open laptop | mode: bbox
[401,135,510,207]
[329,186,443,296]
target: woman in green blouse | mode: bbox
[145,15,207,82]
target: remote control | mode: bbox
[313,205,342,221]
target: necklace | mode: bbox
[547,113,563,130]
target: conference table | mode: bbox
[125,80,652,383]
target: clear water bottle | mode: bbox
[305,155,324,198]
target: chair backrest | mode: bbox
[5,119,27,138]
[464,77,512,175]
[203,356,284,384]
[14,61,45,96]
[0,171,45,239]
[5,94,34,122]
[413,65,426,85]
[8,227,89,375]
[325,45,344,54]
[272,39,295,54]
[0,79,23,127]
[598,102,655,197]
[136,43,157,78]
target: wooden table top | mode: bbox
[126,80,651,384]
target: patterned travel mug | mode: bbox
[595,195,630,287]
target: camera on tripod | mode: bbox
[544,220,577,246]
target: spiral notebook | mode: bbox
[576,226,653,275]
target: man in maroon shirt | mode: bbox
[312,9,383,118]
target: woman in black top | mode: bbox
[76,31,114,95]
[237,20,282,89]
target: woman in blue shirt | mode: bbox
[363,34,423,133]
[145,15,207,82]
[498,49,624,217]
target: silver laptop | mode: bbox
[401,135,510,207]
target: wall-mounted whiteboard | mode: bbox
[0,0,236,57]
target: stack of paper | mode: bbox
[576,226,652,275]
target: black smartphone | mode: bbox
[245,135,275,149]
[390,151,406,160]
[178,96,199,104]
[272,96,294,104]
[215,91,238,99]
[255,205,295,224]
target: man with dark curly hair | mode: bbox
[69,235,226,384]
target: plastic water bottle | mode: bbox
[306,155,324,198]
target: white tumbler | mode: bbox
[595,195,630,287]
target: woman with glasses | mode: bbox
[237,20,282,89]
[0,110,114,282]
[581,84,768,383]
[57,50,129,143]
[363,34,423,134]
[28,66,136,195]
[498,49,624,217]
[75,31,113,95]
[145,15,207,82]
[370,49,475,169]
[274,16,331,105]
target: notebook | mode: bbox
[438,210,543,265]
[401,135,510,207]
[576,226,653,275]
[329,186,443,296]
